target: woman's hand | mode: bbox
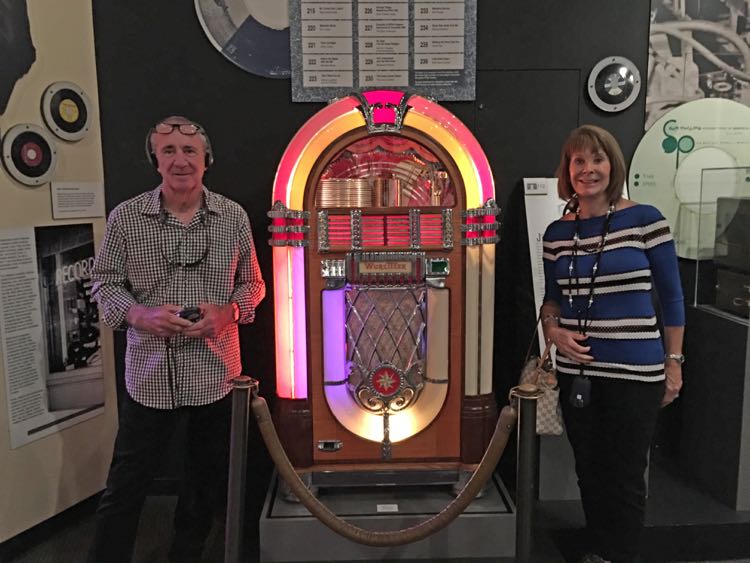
[662,362,683,406]
[546,325,594,363]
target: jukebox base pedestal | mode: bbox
[259,471,516,562]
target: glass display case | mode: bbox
[680,166,750,511]
[695,167,750,322]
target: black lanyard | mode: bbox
[568,203,615,337]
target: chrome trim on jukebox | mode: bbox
[318,210,329,252]
[317,440,343,452]
[461,199,502,246]
[463,199,501,217]
[268,200,310,220]
[353,91,410,133]
[267,201,311,247]
[442,208,454,249]
[351,209,362,250]
[409,208,421,249]
[461,222,500,232]
[321,259,346,279]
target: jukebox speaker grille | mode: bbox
[346,286,426,397]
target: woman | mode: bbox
[540,125,684,563]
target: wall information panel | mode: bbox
[290,0,476,101]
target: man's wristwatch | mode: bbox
[665,353,685,364]
[231,302,240,323]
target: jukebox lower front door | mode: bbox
[311,251,462,465]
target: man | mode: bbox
[87,116,265,562]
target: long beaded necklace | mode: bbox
[568,202,616,336]
[566,202,615,406]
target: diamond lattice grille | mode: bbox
[345,286,426,387]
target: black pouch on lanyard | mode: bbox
[569,375,591,408]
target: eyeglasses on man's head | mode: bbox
[154,122,203,136]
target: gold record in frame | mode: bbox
[41,82,92,142]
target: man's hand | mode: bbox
[182,303,234,339]
[126,304,193,337]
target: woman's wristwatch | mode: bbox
[665,353,685,364]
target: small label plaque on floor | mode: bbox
[376,503,399,513]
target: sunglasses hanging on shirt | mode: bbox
[159,208,210,268]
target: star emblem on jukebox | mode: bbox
[369,364,402,400]
[372,365,400,397]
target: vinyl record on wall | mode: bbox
[2,123,58,186]
[587,56,641,112]
[195,0,290,79]
[41,81,92,141]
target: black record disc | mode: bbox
[593,63,635,104]
[14,133,49,174]
[42,81,92,141]
[2,123,57,186]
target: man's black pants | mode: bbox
[87,392,232,563]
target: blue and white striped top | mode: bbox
[543,204,685,383]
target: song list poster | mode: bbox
[290,0,476,102]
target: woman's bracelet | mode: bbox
[541,313,560,326]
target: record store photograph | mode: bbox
[3,1,750,563]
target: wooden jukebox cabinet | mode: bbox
[268,91,500,484]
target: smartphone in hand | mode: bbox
[177,306,202,322]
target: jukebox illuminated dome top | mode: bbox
[269,90,500,468]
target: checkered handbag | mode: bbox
[519,336,564,436]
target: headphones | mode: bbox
[145,117,214,170]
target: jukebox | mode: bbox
[268,90,500,484]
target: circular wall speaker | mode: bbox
[2,123,58,186]
[588,56,641,112]
[41,81,92,141]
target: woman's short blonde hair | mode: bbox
[555,124,626,204]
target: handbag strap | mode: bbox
[524,312,554,365]
[538,338,553,365]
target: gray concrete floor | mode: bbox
[4,493,750,563]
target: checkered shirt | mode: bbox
[92,186,265,409]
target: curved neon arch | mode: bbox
[271,91,495,399]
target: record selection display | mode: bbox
[587,56,641,113]
[41,81,92,141]
[2,123,58,186]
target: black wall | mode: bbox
[91,0,652,510]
